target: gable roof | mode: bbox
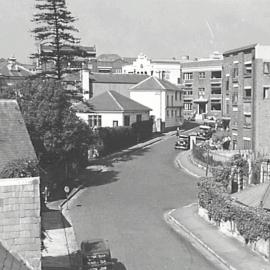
[130,76,181,91]
[0,59,34,78]
[223,43,258,56]
[73,90,151,113]
[89,73,149,84]
[0,100,37,173]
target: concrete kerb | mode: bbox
[164,209,237,270]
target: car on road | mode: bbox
[80,239,113,270]
[175,134,190,150]
[196,125,213,141]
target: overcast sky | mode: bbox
[1,0,270,63]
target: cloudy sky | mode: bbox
[1,0,270,62]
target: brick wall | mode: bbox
[0,177,41,269]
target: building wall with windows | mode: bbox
[76,111,149,128]
[181,59,223,121]
[222,44,270,154]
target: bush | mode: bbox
[198,177,270,243]
[0,158,39,178]
[132,119,153,141]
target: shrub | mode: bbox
[132,119,153,141]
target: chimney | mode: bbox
[82,68,90,100]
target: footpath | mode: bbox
[41,130,176,270]
[171,149,270,270]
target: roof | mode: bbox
[223,43,258,56]
[130,76,181,91]
[90,73,149,84]
[62,71,81,82]
[181,59,222,68]
[0,100,37,172]
[41,44,96,53]
[97,54,122,62]
[233,182,270,209]
[73,90,151,112]
[0,59,34,78]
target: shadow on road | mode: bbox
[42,209,71,230]
[80,147,150,188]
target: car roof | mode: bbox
[199,125,211,129]
[179,134,189,138]
[81,239,109,254]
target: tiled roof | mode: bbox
[0,59,34,78]
[0,100,37,172]
[233,182,270,209]
[90,73,149,84]
[73,90,151,112]
[130,76,181,91]
[223,43,258,56]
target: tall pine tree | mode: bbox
[32,0,80,79]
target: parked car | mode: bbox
[196,125,213,141]
[175,134,190,150]
[80,239,113,270]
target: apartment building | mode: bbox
[222,44,270,155]
[181,58,223,121]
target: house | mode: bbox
[129,76,183,132]
[0,99,41,269]
[122,53,183,85]
[181,58,223,121]
[222,43,270,154]
[82,71,149,100]
[0,57,35,90]
[73,90,151,128]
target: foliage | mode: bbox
[32,0,79,79]
[0,158,39,178]
[132,119,153,141]
[0,79,93,183]
[198,178,270,243]
[211,166,232,189]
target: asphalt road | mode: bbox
[69,136,221,270]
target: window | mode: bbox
[244,115,251,128]
[183,72,193,80]
[211,83,221,94]
[243,138,251,150]
[211,99,221,111]
[226,101,230,115]
[263,62,270,74]
[171,95,174,106]
[244,87,251,99]
[232,93,238,104]
[167,95,169,106]
[136,114,142,122]
[175,91,178,100]
[171,110,174,117]
[177,77,181,84]
[113,120,118,127]
[211,71,221,79]
[124,115,130,126]
[244,62,252,75]
[226,78,229,91]
[233,63,239,79]
[184,102,192,110]
[184,90,193,96]
[88,115,102,127]
[198,88,205,98]
[263,87,270,99]
[167,110,170,117]
[199,72,205,79]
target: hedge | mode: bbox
[198,177,270,243]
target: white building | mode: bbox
[122,53,182,85]
[72,90,151,128]
[130,76,183,132]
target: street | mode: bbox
[69,136,221,270]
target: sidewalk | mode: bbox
[165,204,270,270]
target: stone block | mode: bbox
[22,185,34,192]
[2,217,19,226]
[19,230,32,238]
[3,224,20,232]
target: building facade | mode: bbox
[222,44,270,155]
[122,53,182,85]
[130,76,183,132]
[181,59,223,121]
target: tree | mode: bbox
[1,79,93,185]
[32,0,79,79]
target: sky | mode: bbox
[1,0,270,63]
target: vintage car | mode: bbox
[196,125,213,141]
[80,239,113,270]
[175,134,190,150]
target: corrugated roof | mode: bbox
[233,182,270,209]
[90,73,149,84]
[223,43,258,56]
[73,90,151,112]
[0,100,37,172]
[130,76,181,91]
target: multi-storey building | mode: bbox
[181,58,223,121]
[222,44,270,155]
[122,53,183,85]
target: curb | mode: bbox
[164,209,237,270]
[175,152,201,178]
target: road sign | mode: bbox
[64,186,70,194]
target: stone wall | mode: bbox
[0,177,41,269]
